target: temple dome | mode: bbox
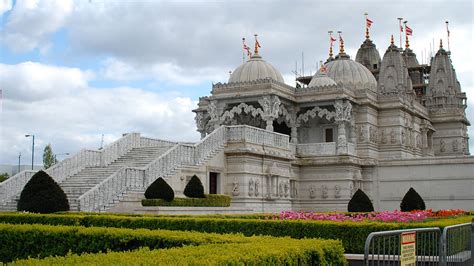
[318,53,377,91]
[228,54,284,83]
[308,69,337,87]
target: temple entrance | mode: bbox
[209,172,219,194]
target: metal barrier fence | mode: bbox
[364,227,442,266]
[364,223,473,266]
[441,223,472,266]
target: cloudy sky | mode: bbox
[0,0,473,165]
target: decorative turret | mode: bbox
[377,35,414,98]
[425,39,469,156]
[355,38,382,75]
[425,39,465,108]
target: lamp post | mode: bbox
[25,134,35,170]
[54,153,70,163]
[18,152,21,173]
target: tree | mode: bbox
[17,170,69,213]
[400,187,426,211]
[184,175,205,198]
[43,144,55,169]
[0,173,9,183]
[144,177,175,201]
[348,189,374,212]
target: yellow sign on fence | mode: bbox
[400,231,416,266]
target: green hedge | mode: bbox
[141,194,231,207]
[11,238,347,265]
[0,213,471,254]
[0,223,248,262]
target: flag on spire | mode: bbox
[330,36,336,45]
[405,25,413,36]
[242,38,252,58]
[254,34,261,54]
[400,25,404,32]
[366,18,373,28]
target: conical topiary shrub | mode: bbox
[184,175,205,198]
[348,189,374,212]
[400,187,426,211]
[144,177,174,201]
[17,170,69,213]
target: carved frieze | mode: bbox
[232,179,240,196]
[334,185,341,198]
[321,185,328,199]
[248,178,254,196]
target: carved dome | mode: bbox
[319,52,377,91]
[308,69,337,87]
[402,48,420,68]
[228,54,284,83]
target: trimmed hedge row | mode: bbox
[0,223,248,262]
[11,238,347,265]
[142,194,231,207]
[0,213,471,254]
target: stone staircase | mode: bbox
[63,146,173,211]
[1,145,174,211]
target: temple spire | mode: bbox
[391,34,395,46]
[338,31,344,53]
[439,39,443,49]
[328,31,336,58]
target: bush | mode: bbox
[11,238,347,265]
[0,212,472,254]
[400,187,426,211]
[347,189,374,212]
[0,223,247,262]
[142,194,231,207]
[183,175,205,198]
[17,170,69,213]
[144,177,174,201]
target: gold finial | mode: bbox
[254,34,261,55]
[390,34,394,45]
[328,31,335,57]
[405,34,410,49]
[338,31,344,53]
[440,39,443,49]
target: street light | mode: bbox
[25,134,35,170]
[54,153,70,163]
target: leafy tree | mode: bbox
[400,187,426,211]
[17,170,69,213]
[43,144,55,169]
[348,189,374,212]
[184,175,205,198]
[144,177,175,201]
[0,173,9,183]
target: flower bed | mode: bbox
[275,209,466,223]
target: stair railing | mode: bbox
[0,133,141,207]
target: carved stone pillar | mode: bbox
[337,121,348,155]
[290,126,298,144]
[258,95,281,132]
[265,119,274,131]
[334,100,352,155]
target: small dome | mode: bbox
[309,68,337,87]
[355,38,382,72]
[319,53,377,91]
[228,54,284,83]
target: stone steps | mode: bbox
[59,145,174,211]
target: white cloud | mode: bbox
[0,0,12,16]
[101,57,227,85]
[0,62,200,165]
[0,62,92,101]
[2,0,73,52]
